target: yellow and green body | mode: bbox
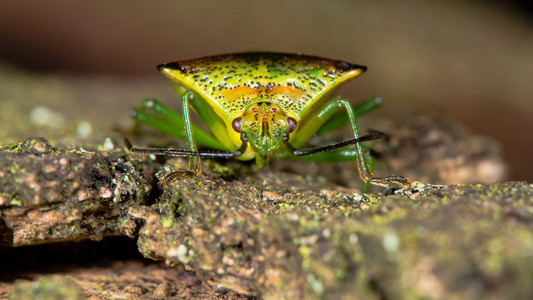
[131,52,408,191]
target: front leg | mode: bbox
[334,98,410,188]
[285,96,410,190]
[181,90,201,175]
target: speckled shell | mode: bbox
[157,52,366,122]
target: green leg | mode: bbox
[285,95,407,189]
[335,98,373,182]
[158,91,203,184]
[277,96,378,189]
[132,98,184,137]
[336,98,409,188]
[361,154,374,193]
[181,91,201,174]
[315,96,382,136]
[132,98,226,150]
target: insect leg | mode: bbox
[335,98,410,188]
[315,96,382,136]
[181,90,201,174]
[132,98,225,150]
[284,97,409,189]
[132,99,183,137]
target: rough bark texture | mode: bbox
[1,118,530,299]
[0,137,147,247]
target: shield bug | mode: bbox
[129,52,409,190]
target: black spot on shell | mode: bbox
[157,62,187,72]
[334,61,367,73]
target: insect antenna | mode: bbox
[285,130,386,156]
[124,135,248,159]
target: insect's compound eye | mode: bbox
[271,108,278,113]
[251,107,258,113]
[232,117,243,132]
[287,117,297,133]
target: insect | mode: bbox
[129,52,409,190]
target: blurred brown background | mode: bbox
[0,0,531,182]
